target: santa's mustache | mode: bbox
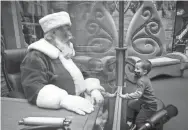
[64,36,75,43]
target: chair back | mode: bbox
[125,1,167,60]
[2,48,27,94]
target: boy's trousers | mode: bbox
[127,99,157,129]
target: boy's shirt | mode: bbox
[123,75,157,111]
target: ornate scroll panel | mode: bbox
[69,2,118,58]
[125,1,166,60]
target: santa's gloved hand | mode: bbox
[90,89,104,105]
[60,95,94,115]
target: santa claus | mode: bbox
[21,11,105,115]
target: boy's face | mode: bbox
[134,62,147,77]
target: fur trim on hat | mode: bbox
[39,11,71,33]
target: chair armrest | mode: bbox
[125,56,141,66]
[8,91,25,99]
[100,56,116,82]
[125,56,141,83]
[72,56,103,72]
[100,56,116,75]
[165,52,188,70]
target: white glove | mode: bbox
[60,95,94,115]
[91,89,104,105]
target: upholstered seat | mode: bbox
[149,57,180,67]
[2,49,27,98]
[125,55,188,83]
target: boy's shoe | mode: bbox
[127,121,133,127]
[127,121,137,130]
[129,124,136,130]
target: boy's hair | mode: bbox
[137,59,152,74]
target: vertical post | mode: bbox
[116,1,125,83]
[172,1,177,52]
[41,1,49,15]
[112,1,127,130]
[1,1,25,49]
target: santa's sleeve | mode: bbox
[20,51,68,109]
[85,78,105,94]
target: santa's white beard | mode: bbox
[54,38,68,51]
[54,37,74,58]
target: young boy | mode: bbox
[119,59,158,129]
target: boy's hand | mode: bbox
[117,92,127,99]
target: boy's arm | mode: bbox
[120,80,145,99]
[101,91,117,98]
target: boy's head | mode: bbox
[134,59,152,77]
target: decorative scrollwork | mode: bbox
[129,1,142,13]
[132,37,163,56]
[103,1,116,15]
[86,21,100,34]
[129,2,164,57]
[125,63,137,83]
[101,56,116,75]
[70,1,117,57]
[145,20,160,35]
[142,7,152,20]
[115,1,131,13]
[87,37,112,53]
[131,21,163,56]
[95,10,104,19]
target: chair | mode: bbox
[1,48,105,98]
[2,48,27,98]
[1,36,10,97]
[124,1,188,83]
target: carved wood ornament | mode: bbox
[69,2,118,58]
[126,1,166,60]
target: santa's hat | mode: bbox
[39,11,71,33]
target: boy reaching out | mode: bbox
[118,59,158,129]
